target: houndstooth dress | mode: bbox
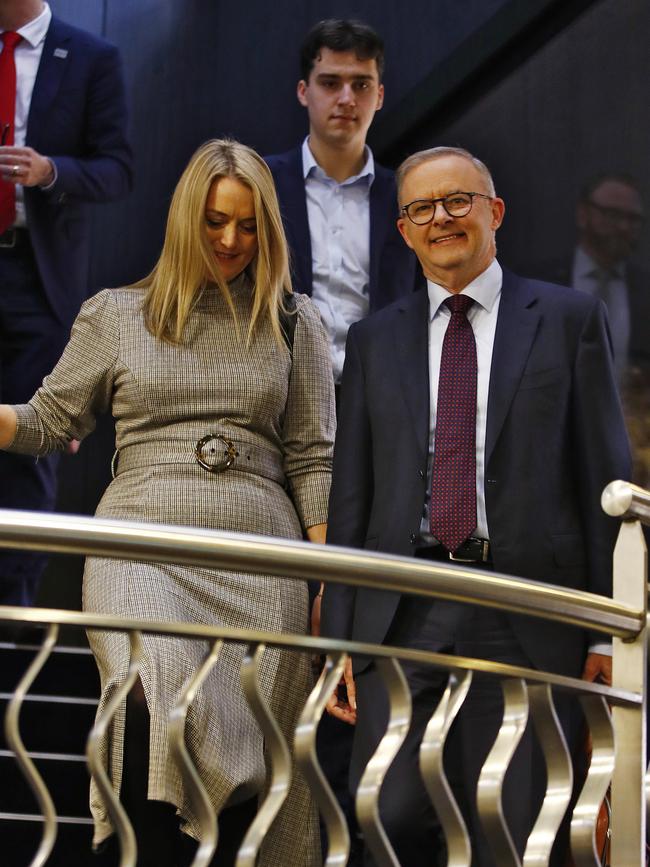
[8,273,335,864]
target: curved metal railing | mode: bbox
[0,478,646,866]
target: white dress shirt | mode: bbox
[420,259,502,540]
[302,137,373,383]
[1,2,52,226]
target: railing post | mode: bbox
[610,519,647,865]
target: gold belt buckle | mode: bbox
[195,434,238,473]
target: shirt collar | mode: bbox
[301,136,375,186]
[427,259,502,321]
[4,2,52,48]
[574,245,625,281]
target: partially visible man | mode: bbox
[534,173,649,377]
[321,147,631,865]
[265,21,417,864]
[0,0,133,605]
[265,18,418,390]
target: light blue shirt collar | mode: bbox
[301,137,375,187]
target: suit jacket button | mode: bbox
[409,533,417,545]
[418,470,425,479]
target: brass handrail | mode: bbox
[0,487,646,866]
[0,508,643,639]
[0,604,640,707]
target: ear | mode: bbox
[491,197,505,231]
[297,80,308,107]
[397,217,414,250]
[376,83,385,111]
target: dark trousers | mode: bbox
[0,237,70,605]
[351,593,580,867]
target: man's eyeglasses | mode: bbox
[586,200,644,228]
[401,192,493,225]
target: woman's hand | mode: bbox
[0,406,18,449]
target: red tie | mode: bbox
[0,31,22,233]
[429,294,478,553]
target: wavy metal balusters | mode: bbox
[523,684,573,866]
[356,657,412,867]
[476,677,529,867]
[4,624,59,867]
[169,639,224,867]
[86,630,143,867]
[237,643,291,867]
[570,695,615,867]
[419,669,473,867]
[294,652,350,866]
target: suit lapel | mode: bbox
[26,18,71,147]
[394,289,430,461]
[275,148,313,293]
[368,169,393,306]
[485,270,541,464]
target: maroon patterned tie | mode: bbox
[430,294,477,553]
[0,31,22,234]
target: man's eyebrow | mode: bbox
[315,73,374,81]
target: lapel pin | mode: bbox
[53,48,68,59]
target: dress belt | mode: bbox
[112,437,286,485]
[416,536,492,564]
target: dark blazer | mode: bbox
[321,268,632,678]
[23,16,133,327]
[527,256,650,363]
[264,146,418,307]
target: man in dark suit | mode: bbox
[265,19,417,391]
[0,0,133,605]
[320,146,631,865]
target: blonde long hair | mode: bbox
[136,139,292,345]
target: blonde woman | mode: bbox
[0,139,334,866]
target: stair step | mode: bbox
[0,641,99,698]
[0,753,90,817]
[0,816,97,867]
[0,695,98,754]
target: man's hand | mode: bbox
[325,655,357,725]
[582,652,612,686]
[0,146,55,187]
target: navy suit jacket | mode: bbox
[321,268,632,678]
[23,16,133,327]
[264,146,418,307]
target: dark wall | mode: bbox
[407,0,650,275]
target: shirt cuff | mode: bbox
[588,642,612,657]
[39,158,57,191]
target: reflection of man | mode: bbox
[0,0,133,605]
[321,147,631,865]
[265,19,417,390]
[536,174,649,376]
